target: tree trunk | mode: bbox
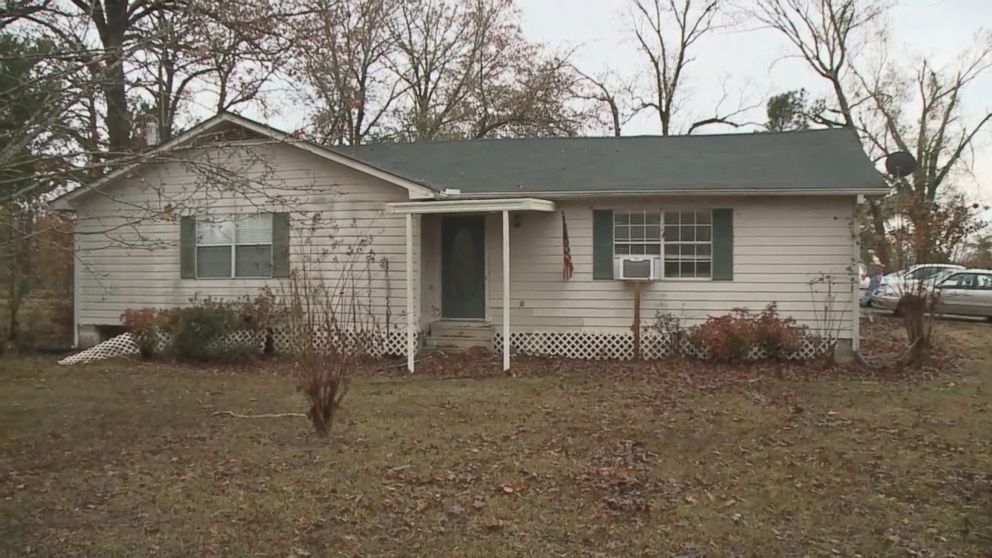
[867,199,890,264]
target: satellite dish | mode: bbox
[885,151,917,178]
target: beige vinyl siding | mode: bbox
[73,142,417,331]
[486,196,856,339]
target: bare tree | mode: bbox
[389,0,483,140]
[468,52,589,139]
[746,0,886,127]
[630,0,751,135]
[743,0,891,256]
[856,38,992,264]
[5,0,289,161]
[131,1,289,143]
[389,0,591,141]
[290,0,403,145]
[572,68,638,137]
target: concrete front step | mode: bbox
[426,321,493,352]
[426,336,494,352]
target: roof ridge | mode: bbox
[335,127,854,149]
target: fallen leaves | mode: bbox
[497,479,527,495]
[3,318,991,556]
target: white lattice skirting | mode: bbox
[60,328,834,366]
[59,329,412,366]
[493,331,835,361]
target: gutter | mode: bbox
[436,188,891,199]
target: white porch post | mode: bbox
[406,213,415,372]
[502,210,510,371]
[851,197,861,352]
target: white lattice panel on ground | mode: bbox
[60,328,412,366]
[494,331,835,361]
[59,333,141,365]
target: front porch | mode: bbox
[387,198,557,372]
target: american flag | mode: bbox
[562,211,574,281]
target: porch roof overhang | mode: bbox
[386,197,556,215]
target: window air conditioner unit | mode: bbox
[617,256,658,281]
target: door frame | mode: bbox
[440,214,488,320]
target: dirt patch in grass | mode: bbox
[1,318,991,556]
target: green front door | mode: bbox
[441,215,486,319]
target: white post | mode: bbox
[72,249,80,349]
[502,210,510,372]
[851,198,861,352]
[406,213,415,372]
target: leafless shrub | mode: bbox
[807,272,848,350]
[890,279,940,366]
[280,229,385,437]
[650,311,688,356]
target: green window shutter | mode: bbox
[592,209,614,280]
[712,208,734,281]
[180,216,196,279]
[272,212,291,278]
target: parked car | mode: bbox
[877,263,965,296]
[873,268,992,319]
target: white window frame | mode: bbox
[195,214,274,279]
[662,210,713,280]
[613,209,662,257]
[612,209,713,280]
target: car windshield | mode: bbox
[927,269,960,287]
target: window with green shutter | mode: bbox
[592,209,614,279]
[179,213,290,279]
[711,208,734,281]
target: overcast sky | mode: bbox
[261,0,992,204]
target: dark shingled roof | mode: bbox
[332,127,885,195]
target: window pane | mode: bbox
[629,226,645,241]
[646,212,661,225]
[646,225,661,240]
[680,261,696,277]
[665,225,680,241]
[682,225,696,242]
[664,260,680,278]
[697,261,711,278]
[696,211,711,225]
[630,244,645,255]
[615,212,630,225]
[197,246,232,278]
[235,214,273,245]
[697,226,711,242]
[680,212,696,225]
[947,274,974,288]
[616,244,630,255]
[630,212,644,225]
[197,221,234,246]
[698,244,711,257]
[616,226,630,240]
[646,243,661,255]
[235,245,273,278]
[665,244,679,256]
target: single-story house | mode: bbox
[54,112,886,371]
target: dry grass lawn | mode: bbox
[1,318,991,557]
